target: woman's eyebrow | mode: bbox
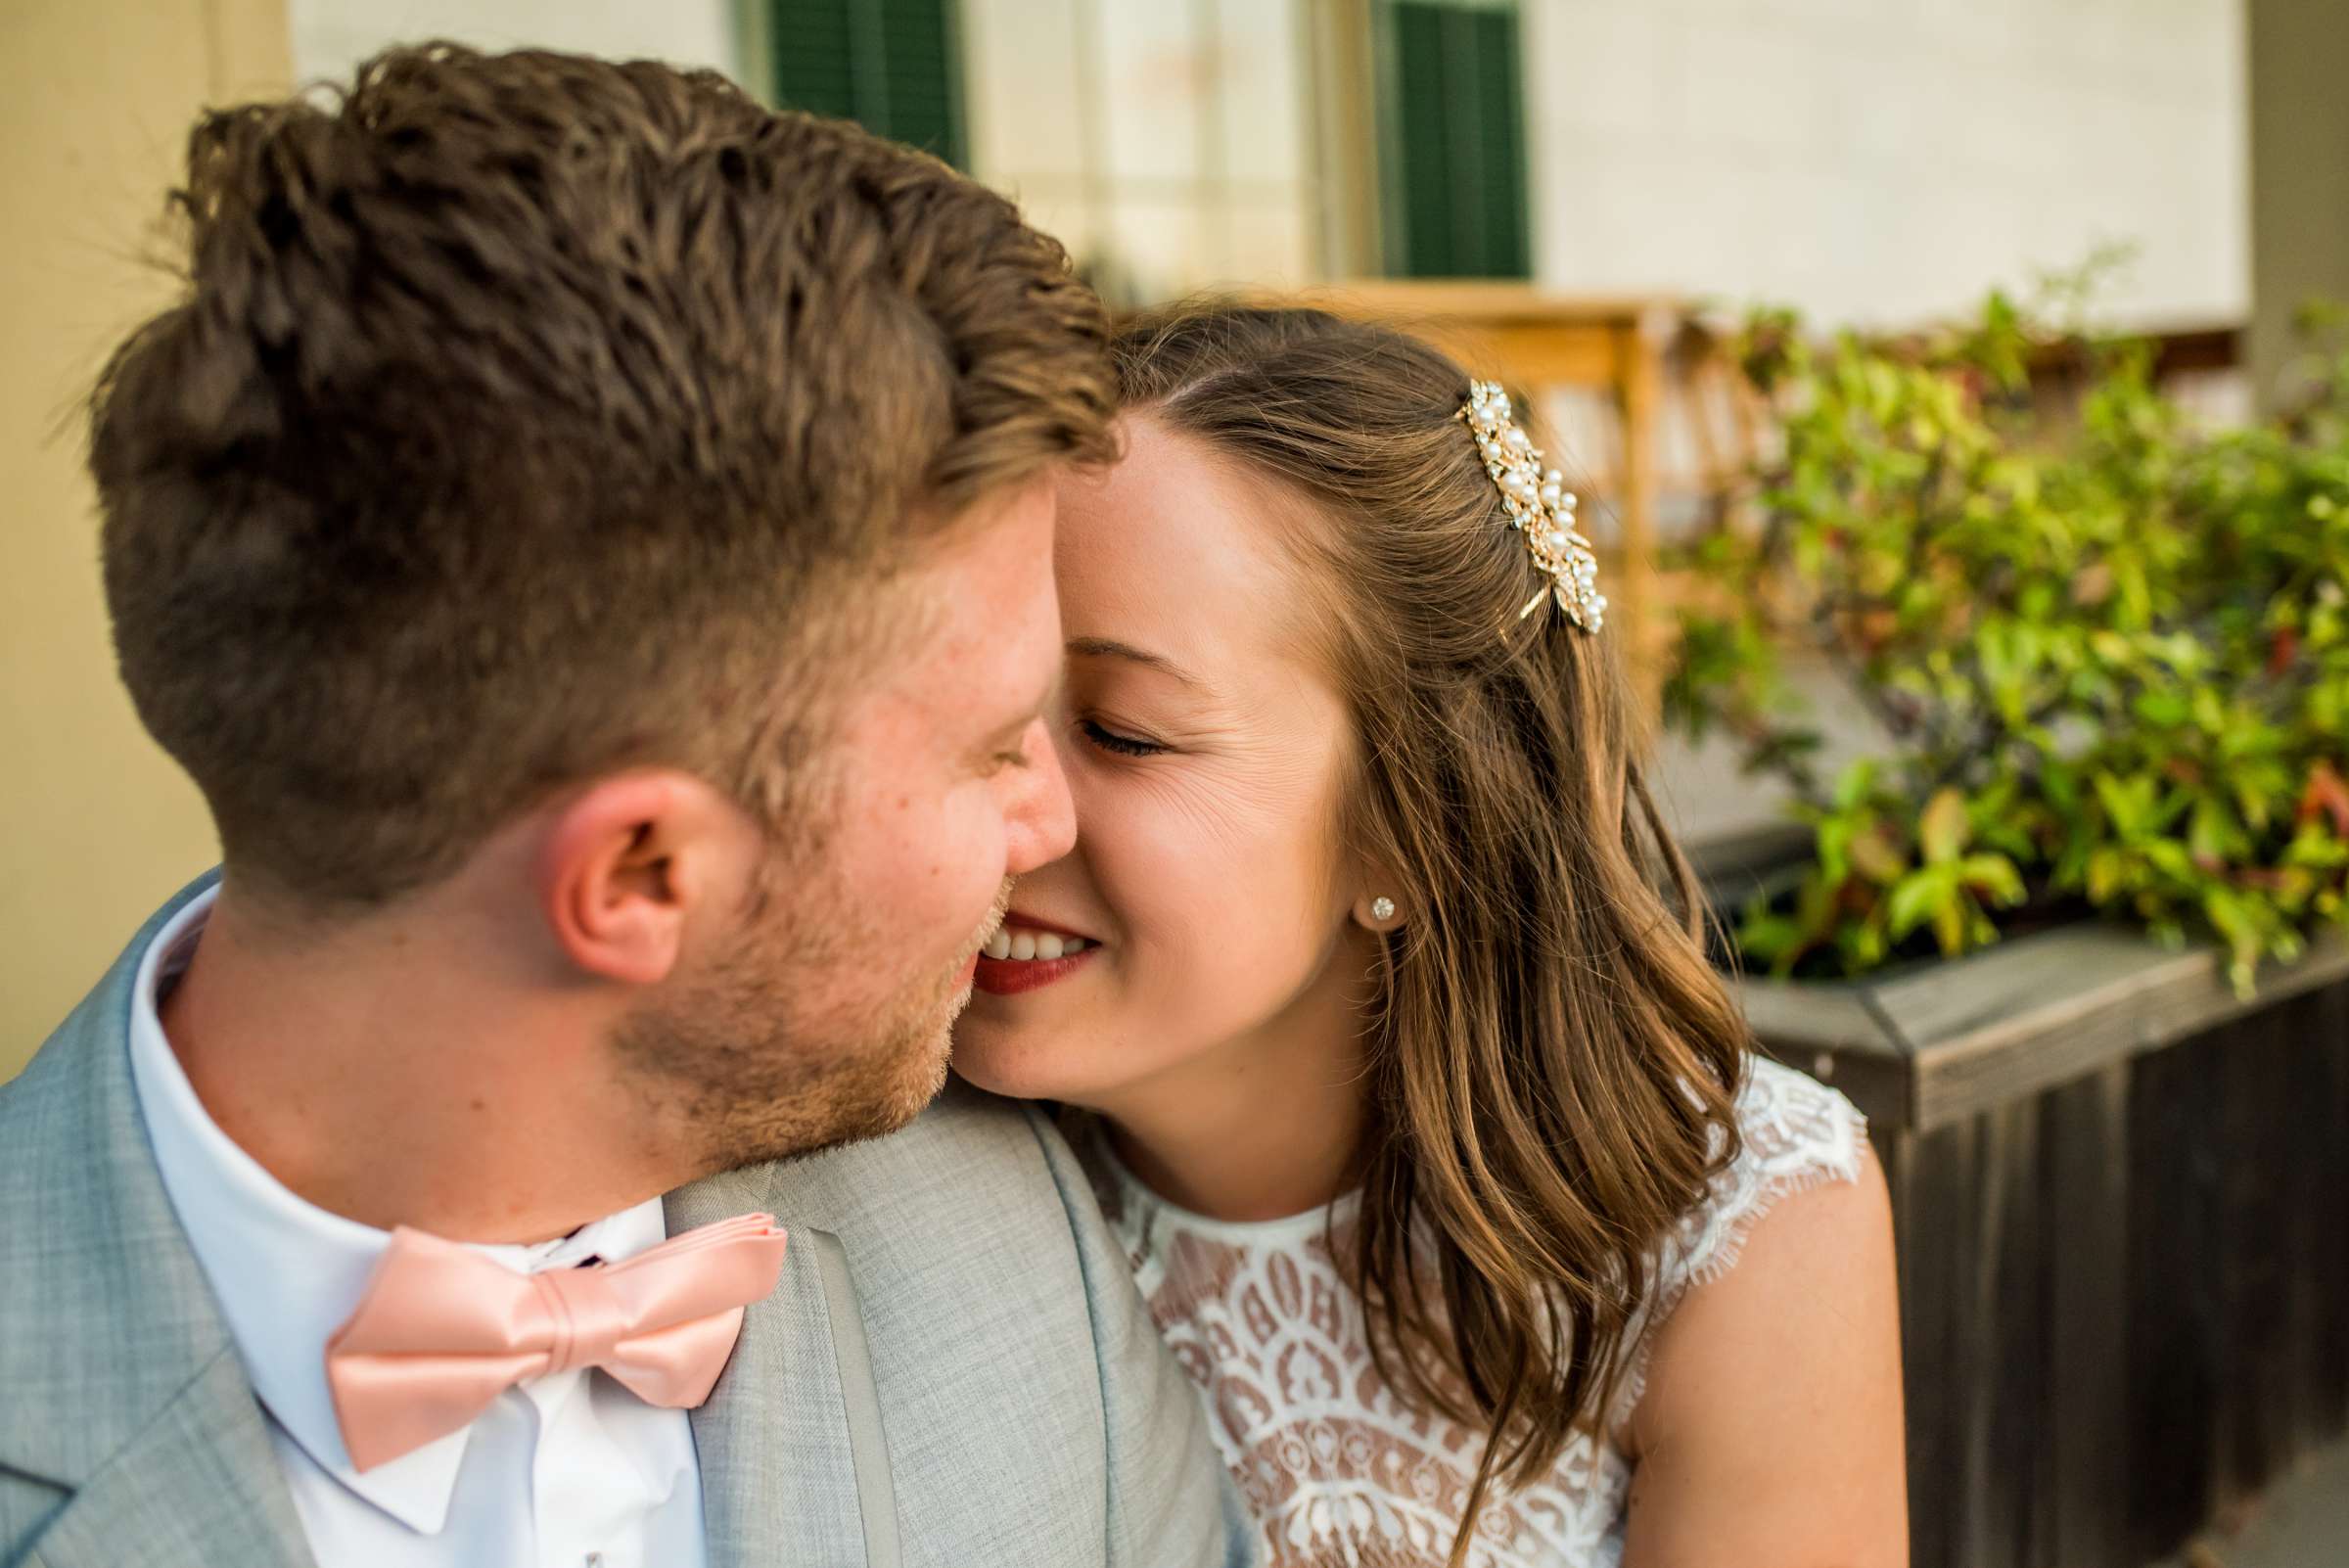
[1066,636,1212,693]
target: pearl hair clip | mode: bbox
[1456,380,1607,634]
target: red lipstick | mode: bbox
[972,945,1097,995]
[973,912,1103,997]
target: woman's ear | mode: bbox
[535,770,759,987]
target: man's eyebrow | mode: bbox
[984,676,1063,749]
[1066,636,1210,692]
[986,712,1035,748]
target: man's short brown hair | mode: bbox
[90,43,1113,910]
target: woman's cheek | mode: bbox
[1085,752,1340,986]
[1135,825,1326,1014]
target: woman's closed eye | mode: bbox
[1079,718,1168,759]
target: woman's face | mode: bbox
[950,416,1379,1115]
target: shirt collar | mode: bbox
[124,885,671,1534]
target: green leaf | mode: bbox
[2201,888,2264,998]
[1920,788,1971,863]
[1960,853,2027,905]
[1931,896,1968,955]
[2143,839,2196,882]
[1736,914,1802,967]
[1848,828,1908,886]
[2094,772,2148,838]
[2188,796,2242,863]
[1815,817,1853,885]
[1886,869,1949,941]
[1832,759,1880,813]
[2086,849,2128,903]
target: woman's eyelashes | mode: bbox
[1078,717,1168,759]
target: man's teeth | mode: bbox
[983,929,1091,961]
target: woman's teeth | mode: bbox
[983,929,1091,961]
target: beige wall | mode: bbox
[1523,0,2250,330]
[290,0,736,86]
[0,0,288,1080]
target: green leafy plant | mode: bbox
[1665,289,2349,993]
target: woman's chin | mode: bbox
[949,1017,1129,1108]
[947,1018,1062,1102]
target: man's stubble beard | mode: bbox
[613,872,1013,1178]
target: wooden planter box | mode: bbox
[1698,827,2349,1568]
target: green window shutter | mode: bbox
[873,0,960,169]
[764,0,966,169]
[1384,0,1530,279]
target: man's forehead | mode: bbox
[853,496,1060,727]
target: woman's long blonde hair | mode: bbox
[1114,301,1750,1558]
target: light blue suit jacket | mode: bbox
[0,874,1254,1567]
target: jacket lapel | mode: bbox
[670,1174,893,1567]
[0,872,313,1567]
[24,1347,311,1568]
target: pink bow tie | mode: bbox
[325,1212,788,1472]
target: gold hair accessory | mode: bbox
[1457,380,1606,633]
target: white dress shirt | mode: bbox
[126,886,711,1568]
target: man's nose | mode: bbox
[1005,717,1077,874]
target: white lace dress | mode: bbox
[1085,1056,1866,1568]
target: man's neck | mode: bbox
[161,892,685,1244]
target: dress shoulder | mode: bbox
[1606,1055,1869,1443]
[1664,1054,1869,1296]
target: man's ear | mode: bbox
[535,771,760,987]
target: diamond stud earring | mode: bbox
[1370,897,1397,922]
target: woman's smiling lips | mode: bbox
[973,911,1102,995]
